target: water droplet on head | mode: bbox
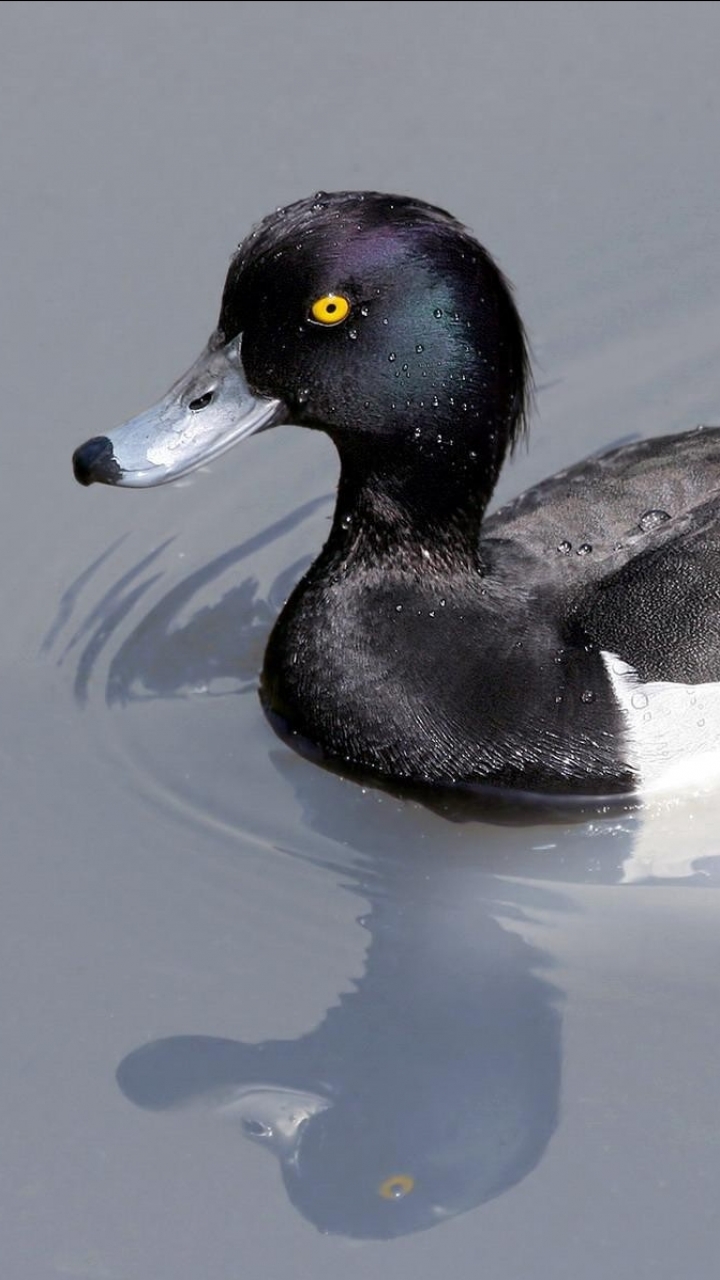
[348,327,358,340]
[340,514,352,529]
[433,308,443,319]
[577,543,593,557]
[638,509,671,533]
[360,305,369,317]
[557,541,572,555]
[416,343,424,353]
[382,317,389,325]
[581,690,596,704]
[395,604,403,612]
[388,352,396,362]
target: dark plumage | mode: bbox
[72,192,720,806]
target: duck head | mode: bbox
[73,191,528,520]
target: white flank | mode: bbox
[601,651,720,881]
[601,651,720,796]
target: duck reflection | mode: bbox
[118,846,562,1238]
[50,514,563,1236]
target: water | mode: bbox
[3,2,720,1276]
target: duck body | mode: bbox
[72,192,720,806]
[263,427,720,799]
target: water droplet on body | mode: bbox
[638,509,671,532]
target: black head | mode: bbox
[220,192,529,487]
[73,191,529,514]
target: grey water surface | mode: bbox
[2,2,720,1277]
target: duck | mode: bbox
[72,191,720,808]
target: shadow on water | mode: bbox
[46,500,718,1236]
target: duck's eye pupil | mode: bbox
[326,303,337,314]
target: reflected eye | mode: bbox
[310,294,351,325]
[378,1173,415,1200]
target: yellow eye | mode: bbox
[378,1173,415,1200]
[310,294,351,325]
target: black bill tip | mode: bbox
[72,436,122,486]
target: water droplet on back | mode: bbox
[576,543,593,557]
[557,540,572,555]
[638,509,671,532]
[388,352,396,362]
[581,690,596,704]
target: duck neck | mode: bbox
[322,435,495,576]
